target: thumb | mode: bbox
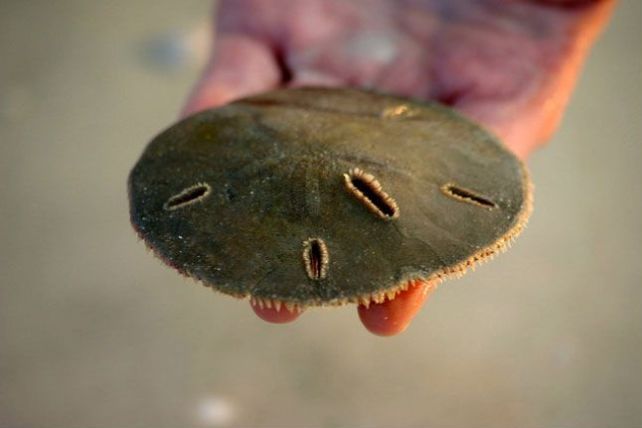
[452,0,616,159]
[181,34,281,117]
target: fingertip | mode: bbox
[357,304,405,337]
[358,280,436,337]
[250,300,303,324]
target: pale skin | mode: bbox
[182,0,615,336]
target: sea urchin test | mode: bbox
[128,88,532,311]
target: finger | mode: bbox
[358,279,438,336]
[250,300,303,324]
[181,34,282,117]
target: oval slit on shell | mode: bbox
[303,238,329,280]
[163,182,211,211]
[441,183,497,209]
[344,168,399,220]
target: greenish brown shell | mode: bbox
[128,87,532,308]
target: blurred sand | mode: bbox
[1,1,640,427]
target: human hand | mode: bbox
[182,0,615,335]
